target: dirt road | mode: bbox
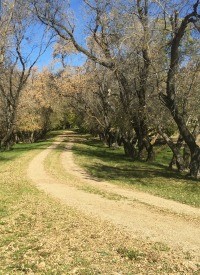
[27,133,200,257]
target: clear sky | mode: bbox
[32,0,200,71]
[35,0,85,71]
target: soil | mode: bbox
[27,132,200,257]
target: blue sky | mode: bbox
[31,0,200,71]
[35,0,85,70]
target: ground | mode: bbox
[28,131,200,272]
[0,131,199,274]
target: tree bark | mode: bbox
[122,137,138,160]
[161,2,200,178]
[158,128,185,171]
[190,147,200,179]
[169,135,184,170]
[116,70,154,161]
[0,103,17,150]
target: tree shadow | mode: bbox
[83,163,185,184]
[0,156,12,162]
[0,130,71,163]
[0,140,53,163]
[13,142,51,152]
[72,140,194,183]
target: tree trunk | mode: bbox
[170,107,199,176]
[162,4,200,178]
[115,70,154,161]
[169,135,184,170]
[183,144,190,169]
[189,147,200,179]
[1,133,14,150]
[169,155,176,170]
[158,128,185,171]
[122,137,137,160]
[134,120,155,161]
[0,124,15,150]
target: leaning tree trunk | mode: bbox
[160,2,200,178]
[158,127,185,171]
[190,147,200,179]
[122,137,138,160]
[183,144,191,170]
[163,98,200,177]
[169,135,184,170]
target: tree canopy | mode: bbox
[0,0,199,178]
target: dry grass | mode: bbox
[0,137,199,274]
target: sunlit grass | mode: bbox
[72,138,200,207]
[0,131,199,273]
[44,141,127,201]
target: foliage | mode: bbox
[0,0,200,180]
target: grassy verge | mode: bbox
[78,185,127,201]
[72,138,200,207]
[44,142,127,201]
[0,132,199,274]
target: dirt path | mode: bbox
[27,133,200,257]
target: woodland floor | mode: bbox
[24,131,200,274]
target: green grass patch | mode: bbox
[79,185,127,201]
[44,141,75,182]
[117,247,144,261]
[0,139,53,221]
[152,242,170,252]
[0,130,199,274]
[44,139,127,201]
[72,138,200,207]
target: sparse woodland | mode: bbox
[0,0,200,178]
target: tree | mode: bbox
[32,0,200,177]
[0,0,53,149]
[159,0,200,178]
[16,67,69,142]
[32,0,158,160]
